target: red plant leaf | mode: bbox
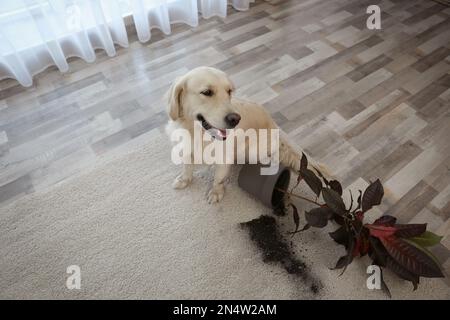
[385,254,420,290]
[373,215,397,226]
[290,223,311,235]
[356,190,362,210]
[329,227,349,247]
[379,236,444,278]
[369,236,388,267]
[353,238,361,257]
[291,204,300,233]
[348,190,354,212]
[332,234,355,273]
[312,165,329,186]
[300,152,308,171]
[339,237,355,275]
[403,238,443,269]
[300,223,311,232]
[369,237,419,289]
[329,180,343,196]
[322,188,346,215]
[305,207,333,228]
[300,168,322,197]
[378,267,392,298]
[361,236,370,256]
[332,255,352,270]
[362,179,384,212]
[365,224,397,239]
[353,235,370,257]
[332,214,345,226]
[394,224,427,238]
[355,211,364,221]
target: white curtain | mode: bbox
[0,0,258,87]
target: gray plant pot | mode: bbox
[238,164,291,209]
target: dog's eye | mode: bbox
[201,89,213,97]
[228,89,232,95]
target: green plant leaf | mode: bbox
[409,231,443,247]
[322,188,346,215]
[300,168,322,197]
[362,179,384,212]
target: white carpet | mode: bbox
[0,129,448,299]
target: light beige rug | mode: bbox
[0,130,448,299]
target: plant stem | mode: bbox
[275,188,323,206]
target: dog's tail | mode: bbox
[279,131,302,172]
[277,130,329,176]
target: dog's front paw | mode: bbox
[207,184,225,204]
[172,175,192,189]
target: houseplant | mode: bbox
[239,154,446,297]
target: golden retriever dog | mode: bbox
[165,66,303,204]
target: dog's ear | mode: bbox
[166,76,185,121]
[229,77,235,92]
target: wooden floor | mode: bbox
[0,0,450,280]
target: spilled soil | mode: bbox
[240,215,321,296]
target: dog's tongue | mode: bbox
[217,129,227,138]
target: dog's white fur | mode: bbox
[165,66,304,203]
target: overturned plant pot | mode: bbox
[238,164,290,209]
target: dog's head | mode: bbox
[166,67,240,139]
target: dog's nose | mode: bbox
[225,113,241,128]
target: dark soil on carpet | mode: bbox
[240,215,322,295]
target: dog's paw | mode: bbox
[207,185,225,204]
[172,175,192,189]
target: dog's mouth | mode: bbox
[197,114,228,140]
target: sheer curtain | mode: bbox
[0,0,259,87]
